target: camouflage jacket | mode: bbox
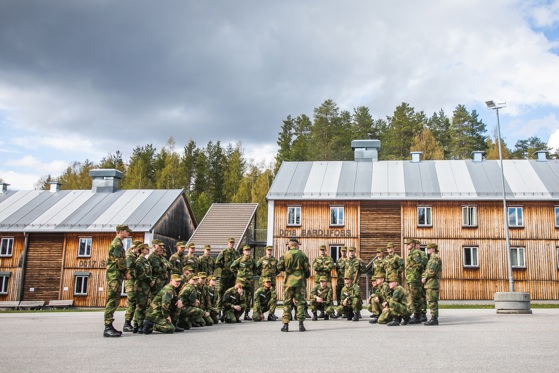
[335,257,347,281]
[385,253,405,280]
[207,285,218,308]
[196,283,211,311]
[231,255,256,281]
[148,252,168,282]
[168,252,184,275]
[222,287,246,310]
[387,284,411,309]
[199,255,215,275]
[340,283,361,304]
[372,257,385,276]
[125,250,139,281]
[178,283,199,307]
[253,286,275,310]
[256,256,278,279]
[310,284,333,305]
[313,255,334,278]
[405,248,424,283]
[148,283,177,319]
[422,253,442,289]
[184,254,200,273]
[215,248,240,278]
[277,249,310,288]
[344,257,366,283]
[106,236,127,282]
[134,255,153,291]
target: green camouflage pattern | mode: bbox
[168,252,184,275]
[252,286,277,321]
[313,255,334,284]
[309,284,334,315]
[124,249,139,321]
[336,283,362,314]
[104,236,127,325]
[199,255,215,275]
[146,283,178,333]
[344,257,366,284]
[256,255,278,287]
[377,284,411,323]
[133,255,153,327]
[231,255,256,310]
[175,283,204,327]
[422,253,442,289]
[335,257,347,302]
[385,253,405,283]
[184,254,200,274]
[148,252,168,302]
[222,286,247,323]
[278,248,310,323]
[426,289,440,318]
[216,248,240,310]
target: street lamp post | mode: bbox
[485,100,514,293]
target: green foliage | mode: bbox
[449,105,487,159]
[510,136,550,159]
[381,103,426,160]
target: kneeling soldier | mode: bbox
[222,278,247,323]
[252,277,278,321]
[175,274,204,329]
[378,274,411,326]
[143,274,183,334]
[334,276,362,321]
[310,276,334,320]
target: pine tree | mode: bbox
[311,99,339,160]
[123,144,157,189]
[449,105,487,159]
[427,109,452,158]
[410,127,445,160]
[382,102,425,160]
[510,136,549,159]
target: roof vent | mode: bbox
[410,151,422,163]
[48,182,62,193]
[535,151,548,162]
[0,183,9,193]
[351,139,380,162]
[89,169,123,193]
[472,151,484,163]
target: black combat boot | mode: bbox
[132,322,139,334]
[369,316,378,324]
[357,310,362,319]
[122,320,134,332]
[424,317,439,326]
[401,316,410,325]
[353,312,359,322]
[244,311,252,321]
[347,311,354,321]
[324,314,330,321]
[305,308,312,319]
[174,324,185,332]
[281,323,289,332]
[312,312,318,321]
[103,324,121,337]
[142,320,154,334]
[299,321,306,332]
[219,312,225,323]
[268,313,278,321]
[387,317,401,326]
[138,322,144,334]
[331,312,340,319]
[318,310,325,318]
[408,313,422,324]
[110,323,122,335]
[420,313,428,322]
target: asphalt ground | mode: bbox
[1,308,558,373]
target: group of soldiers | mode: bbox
[103,225,442,337]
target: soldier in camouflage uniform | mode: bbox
[313,245,334,286]
[133,243,154,333]
[231,245,256,320]
[278,237,310,332]
[405,238,426,324]
[206,276,220,324]
[103,224,132,337]
[334,276,362,321]
[415,239,429,322]
[222,278,247,323]
[368,272,390,324]
[143,274,183,334]
[215,237,240,314]
[252,277,277,321]
[372,248,385,277]
[344,246,366,318]
[169,241,186,276]
[175,274,205,329]
[422,243,442,325]
[310,276,334,320]
[385,242,405,284]
[335,246,348,306]
[123,240,143,332]
[184,242,200,274]
[148,239,168,304]
[378,274,411,326]
[199,245,215,275]
[256,246,278,288]
[196,272,214,326]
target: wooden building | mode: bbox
[0,169,196,307]
[266,140,559,300]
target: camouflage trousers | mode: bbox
[242,281,254,311]
[124,279,136,321]
[252,296,277,321]
[282,286,306,323]
[104,279,122,326]
[133,287,150,327]
[426,288,439,318]
[209,308,219,324]
[407,281,423,315]
[335,298,362,315]
[421,287,427,314]
[175,306,204,328]
[310,299,334,315]
[217,276,236,311]
[378,301,410,324]
[146,314,175,333]
[369,300,383,317]
[335,280,344,305]
[224,305,247,323]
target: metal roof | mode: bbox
[267,159,559,201]
[0,189,185,232]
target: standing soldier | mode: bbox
[184,242,200,274]
[313,245,334,287]
[252,277,278,321]
[231,245,257,320]
[416,239,429,322]
[148,239,168,304]
[385,242,405,284]
[277,237,310,332]
[405,238,425,324]
[133,243,154,333]
[142,274,183,334]
[256,246,278,289]
[123,240,143,332]
[222,278,247,323]
[215,237,240,315]
[169,241,186,276]
[335,246,348,306]
[103,224,132,337]
[422,243,442,326]
[309,276,334,320]
[372,248,385,277]
[379,274,412,326]
[199,245,215,275]
[344,246,366,318]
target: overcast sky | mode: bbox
[1,0,559,190]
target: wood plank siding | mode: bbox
[22,234,64,301]
[0,233,25,301]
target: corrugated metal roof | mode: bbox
[0,189,185,232]
[187,203,258,251]
[267,159,559,201]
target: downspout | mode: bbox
[18,233,29,301]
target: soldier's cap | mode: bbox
[170,274,182,282]
[138,243,150,251]
[426,243,438,251]
[116,224,132,233]
[207,275,216,282]
[319,245,326,250]
[261,277,272,283]
[404,238,414,245]
[289,237,300,244]
[348,246,356,252]
[236,278,246,285]
[184,274,194,281]
[152,239,162,246]
[183,265,194,271]
[243,245,251,251]
[376,248,383,253]
[176,241,186,248]
[198,272,207,279]
[227,237,235,243]
[265,246,273,250]
[387,275,399,283]
[187,242,195,248]
[204,244,211,250]
[130,240,143,248]
[340,246,347,252]
[386,242,394,248]
[413,239,421,245]
[374,272,386,279]
[344,275,353,280]
[319,276,328,282]
[191,275,200,281]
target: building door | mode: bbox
[22,234,64,301]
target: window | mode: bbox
[463,246,479,267]
[555,207,559,227]
[462,206,477,227]
[0,272,10,294]
[287,206,301,226]
[123,238,132,251]
[78,238,92,257]
[330,207,344,226]
[510,247,525,268]
[74,272,90,295]
[417,207,432,227]
[557,247,559,269]
[330,245,342,263]
[0,237,14,257]
[508,207,523,227]
[121,281,127,296]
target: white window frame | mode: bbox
[0,273,10,294]
[330,206,345,226]
[121,281,127,296]
[417,206,432,227]
[78,237,92,258]
[508,207,524,227]
[74,275,89,296]
[0,237,14,257]
[123,238,132,251]
[462,206,478,227]
[510,247,525,268]
[287,206,301,226]
[330,245,342,263]
[555,207,559,228]
[463,246,479,268]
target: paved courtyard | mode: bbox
[1,308,558,373]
